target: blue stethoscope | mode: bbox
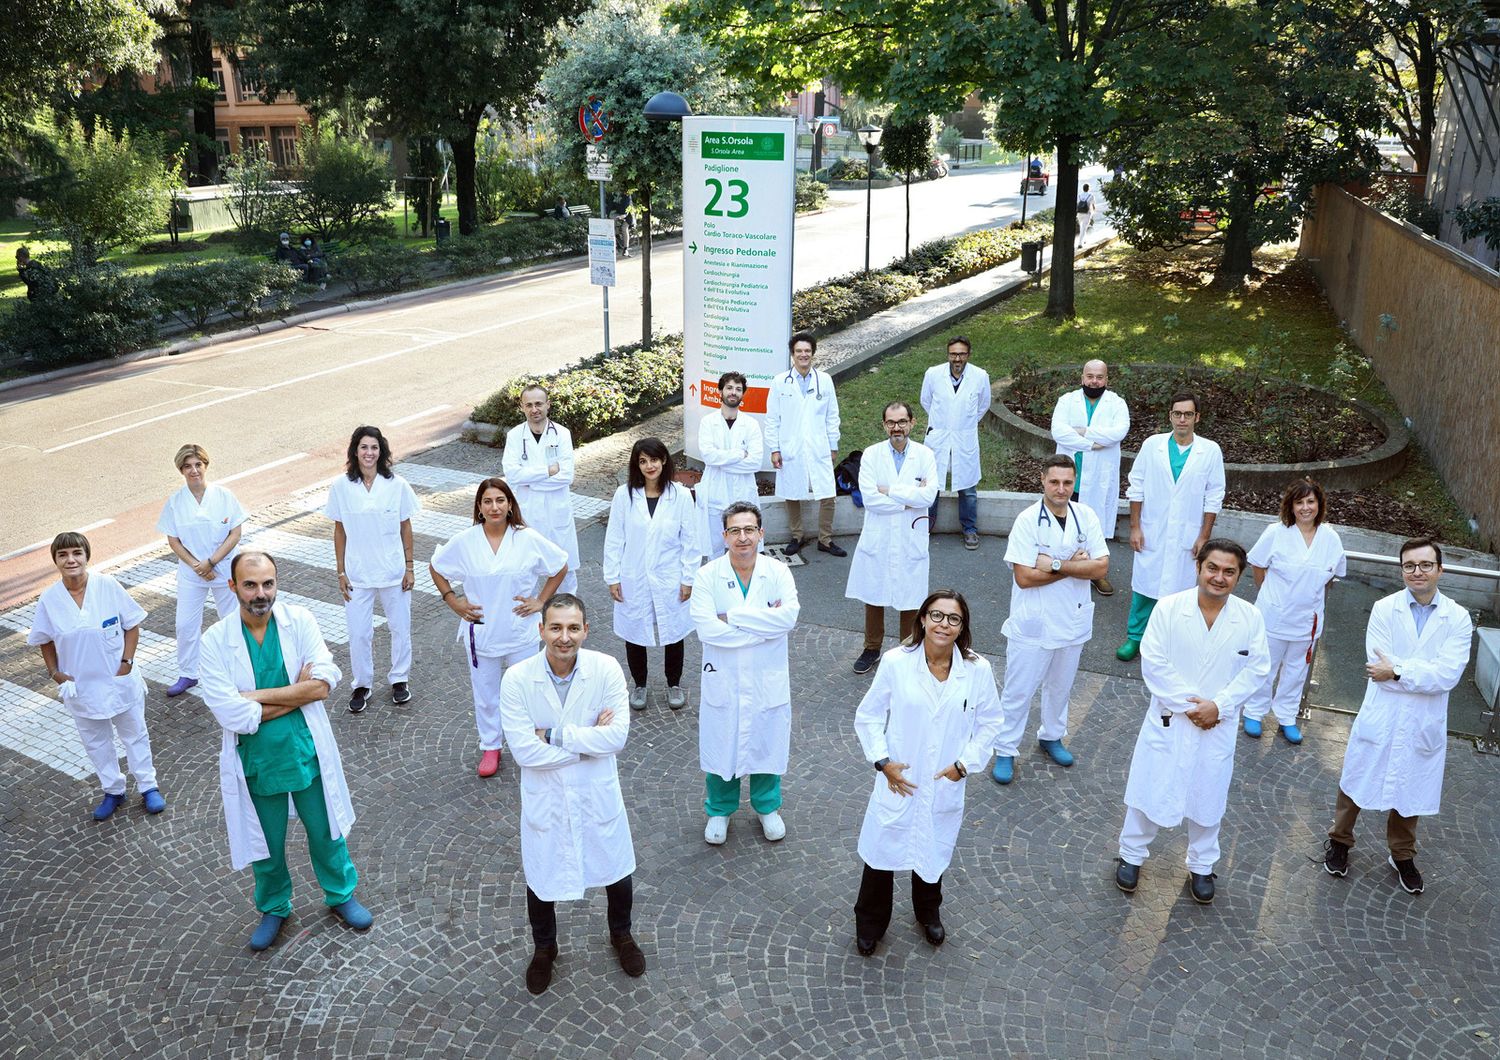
[1038,500,1087,549]
[782,366,823,399]
[520,421,560,460]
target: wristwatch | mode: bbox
[1050,557,1062,573]
[873,757,891,772]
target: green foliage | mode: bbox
[1367,177,1442,236]
[887,221,1051,288]
[31,119,181,262]
[330,241,430,296]
[0,259,158,365]
[936,126,963,158]
[435,221,588,277]
[795,172,828,212]
[1451,197,1500,252]
[221,145,296,243]
[882,115,938,177]
[150,258,302,328]
[1,0,159,129]
[290,131,395,243]
[826,157,891,182]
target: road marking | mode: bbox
[61,386,253,433]
[391,463,490,491]
[218,453,309,485]
[389,404,452,427]
[0,520,115,562]
[0,680,110,780]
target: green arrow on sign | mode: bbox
[689,241,698,253]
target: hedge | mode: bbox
[151,258,301,329]
[1,261,159,367]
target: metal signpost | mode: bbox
[581,99,614,356]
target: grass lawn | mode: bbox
[834,241,1480,547]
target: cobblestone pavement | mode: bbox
[2,441,1497,1059]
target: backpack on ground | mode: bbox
[834,450,864,508]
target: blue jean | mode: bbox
[929,486,978,535]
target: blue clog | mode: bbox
[1242,717,1263,739]
[1038,739,1075,767]
[93,792,126,821]
[331,898,373,930]
[142,789,166,814]
[990,756,1014,785]
[248,914,286,951]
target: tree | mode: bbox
[0,0,160,129]
[879,113,936,259]
[219,0,585,236]
[290,130,395,242]
[539,2,754,347]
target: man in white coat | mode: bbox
[698,370,764,557]
[500,593,644,994]
[847,401,939,675]
[691,501,801,845]
[200,552,372,952]
[1050,358,1129,594]
[1323,537,1473,895]
[920,336,990,550]
[503,385,580,592]
[989,456,1110,785]
[765,332,846,558]
[1118,391,1225,661]
[1114,539,1270,904]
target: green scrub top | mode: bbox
[1072,396,1099,487]
[237,615,319,796]
[1168,436,1192,482]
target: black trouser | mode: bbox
[625,640,685,688]
[854,863,943,941]
[527,875,633,947]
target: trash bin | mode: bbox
[1021,239,1042,273]
[435,218,451,244]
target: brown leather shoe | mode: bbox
[1092,577,1115,596]
[611,932,646,977]
[525,943,558,994]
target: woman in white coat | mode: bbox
[1244,480,1346,744]
[853,590,1003,956]
[157,443,246,697]
[28,532,165,821]
[429,478,569,778]
[602,438,700,710]
[326,425,421,714]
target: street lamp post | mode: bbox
[857,124,883,273]
[639,91,694,350]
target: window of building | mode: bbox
[215,127,231,160]
[240,126,267,155]
[270,126,299,169]
[236,62,265,103]
[211,59,227,102]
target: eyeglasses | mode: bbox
[924,610,963,627]
[1400,561,1437,573]
[724,526,760,537]
[1169,410,1197,419]
[883,418,910,427]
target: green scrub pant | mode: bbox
[704,772,782,817]
[249,776,358,917]
[1126,592,1158,641]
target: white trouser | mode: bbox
[993,640,1084,755]
[470,645,539,750]
[1118,806,1221,874]
[345,584,412,689]
[74,702,157,795]
[174,571,237,678]
[1243,635,1311,726]
[558,569,578,595]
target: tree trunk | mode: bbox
[451,127,479,236]
[1044,136,1079,319]
[187,12,217,184]
[904,173,911,258]
[1213,169,1260,288]
[1413,17,1437,174]
[641,183,654,349]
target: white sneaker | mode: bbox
[666,686,687,709]
[704,816,729,845]
[758,811,787,842]
[629,686,648,710]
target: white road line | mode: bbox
[0,680,109,780]
[96,540,172,574]
[77,519,114,533]
[218,453,308,485]
[62,386,253,433]
[393,462,489,491]
[0,519,115,562]
[389,404,452,427]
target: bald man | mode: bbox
[1050,360,1129,595]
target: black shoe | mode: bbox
[525,943,559,995]
[348,687,370,714]
[1114,859,1140,894]
[1388,854,1423,894]
[783,538,803,556]
[818,541,847,557]
[391,682,411,705]
[1189,872,1216,904]
[1323,839,1351,877]
[919,919,945,946]
[853,649,880,675]
[856,936,878,957]
[610,932,647,977]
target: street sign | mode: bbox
[579,97,609,143]
[588,218,616,287]
[820,122,838,138]
[681,116,796,463]
[587,162,613,182]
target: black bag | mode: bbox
[1076,195,1091,213]
[834,450,864,508]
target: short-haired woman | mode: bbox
[851,590,1003,957]
[326,426,421,714]
[1243,479,1346,744]
[429,478,569,778]
[602,438,701,710]
[157,444,246,697]
[28,533,166,820]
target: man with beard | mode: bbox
[200,552,372,951]
[1050,359,1129,594]
[698,370,765,558]
[920,336,991,551]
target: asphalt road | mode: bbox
[0,162,1104,605]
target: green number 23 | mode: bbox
[704,178,749,218]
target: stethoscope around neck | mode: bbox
[1038,499,1086,546]
[521,420,559,460]
[783,366,823,399]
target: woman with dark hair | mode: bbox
[429,478,569,777]
[325,426,421,715]
[28,532,166,820]
[851,589,1003,957]
[602,437,701,710]
[1242,479,1346,744]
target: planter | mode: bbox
[986,364,1411,493]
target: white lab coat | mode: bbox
[1125,433,1225,598]
[920,364,992,491]
[765,368,840,500]
[1248,522,1346,640]
[324,473,421,588]
[602,483,701,647]
[691,553,800,778]
[156,484,247,581]
[1339,590,1473,817]
[854,645,1004,882]
[1001,500,1110,649]
[1051,388,1130,539]
[430,524,568,659]
[27,573,147,720]
[200,603,352,871]
[698,411,764,546]
[502,420,580,575]
[500,649,635,902]
[1123,590,1270,827]
[845,440,939,610]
